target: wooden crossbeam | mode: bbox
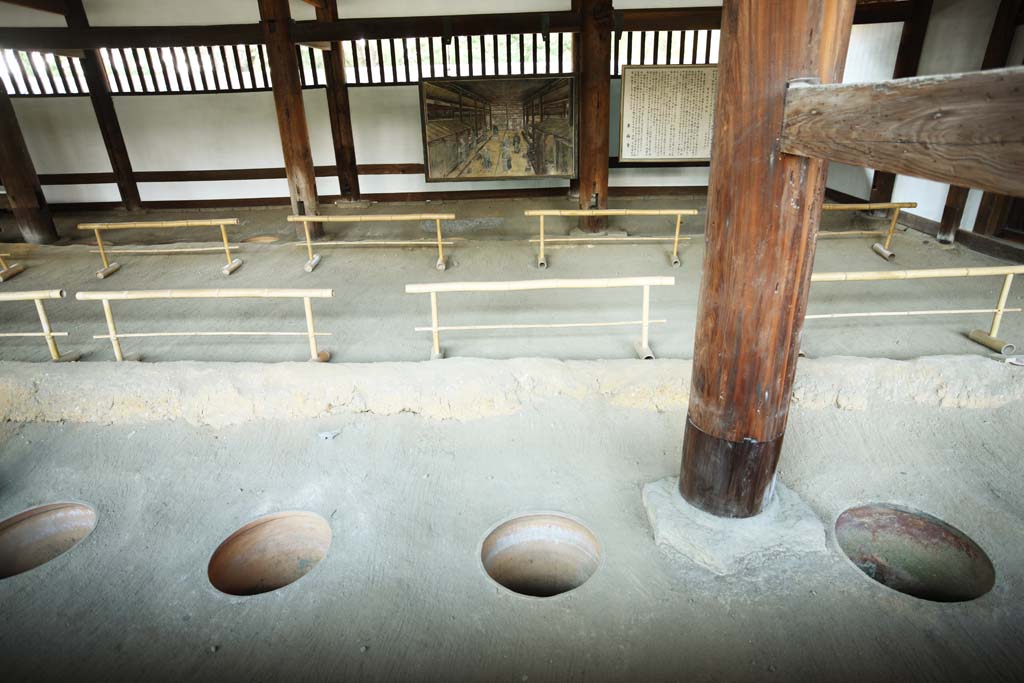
[0,0,65,15]
[780,67,1024,197]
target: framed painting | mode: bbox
[420,76,576,182]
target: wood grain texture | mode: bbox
[259,0,320,228]
[781,67,1024,197]
[868,0,931,205]
[577,0,613,232]
[0,84,57,243]
[65,0,141,212]
[317,0,360,202]
[681,0,855,517]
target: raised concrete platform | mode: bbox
[1,355,1023,681]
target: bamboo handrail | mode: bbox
[0,289,68,361]
[77,218,243,279]
[811,264,1022,355]
[287,213,454,273]
[405,275,675,360]
[819,201,919,261]
[525,208,700,269]
[76,288,333,301]
[811,265,1024,282]
[75,288,335,362]
[0,252,25,282]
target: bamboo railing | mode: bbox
[405,276,675,360]
[287,213,456,273]
[819,202,918,261]
[525,208,700,269]
[75,288,334,362]
[0,289,70,360]
[78,218,243,279]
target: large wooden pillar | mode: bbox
[0,84,57,243]
[316,0,360,202]
[259,0,320,229]
[679,0,855,518]
[868,0,931,205]
[576,0,612,232]
[64,0,141,211]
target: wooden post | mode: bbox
[576,0,612,232]
[680,0,855,518]
[968,0,1022,235]
[316,0,360,202]
[868,0,931,205]
[937,0,1018,243]
[64,0,141,211]
[0,84,57,243]
[259,0,321,234]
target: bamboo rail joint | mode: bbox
[405,276,675,360]
[819,202,918,261]
[0,289,71,361]
[74,288,335,362]
[77,218,244,279]
[809,264,1024,355]
[525,208,700,269]
[0,252,26,282]
[286,214,456,273]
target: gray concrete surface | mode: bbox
[1,197,1020,363]
[0,355,1022,681]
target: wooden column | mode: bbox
[679,0,855,518]
[937,0,1019,242]
[576,0,612,232]
[0,84,57,243]
[868,0,931,205]
[259,0,320,230]
[64,0,141,211]
[316,0,359,201]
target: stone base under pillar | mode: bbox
[642,476,827,576]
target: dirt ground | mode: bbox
[0,196,1020,363]
[0,356,1022,682]
[2,198,1023,681]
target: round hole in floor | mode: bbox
[481,513,601,598]
[241,235,281,244]
[0,502,98,580]
[835,503,995,602]
[208,510,332,596]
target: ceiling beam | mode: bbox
[0,0,65,15]
[0,2,912,51]
[780,67,1024,197]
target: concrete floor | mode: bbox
[0,357,1022,681]
[2,198,1023,681]
[1,196,1021,363]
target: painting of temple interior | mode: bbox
[420,77,576,181]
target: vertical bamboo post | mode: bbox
[0,253,24,282]
[93,228,120,278]
[969,273,1017,354]
[430,291,441,358]
[101,298,124,361]
[434,217,446,270]
[990,274,1014,337]
[219,223,243,275]
[671,213,683,267]
[537,215,547,269]
[95,229,109,267]
[33,298,61,361]
[303,296,319,361]
[635,283,654,359]
[0,255,7,269]
[884,207,900,251]
[302,220,321,272]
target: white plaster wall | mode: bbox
[824,22,903,200]
[890,0,1001,225]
